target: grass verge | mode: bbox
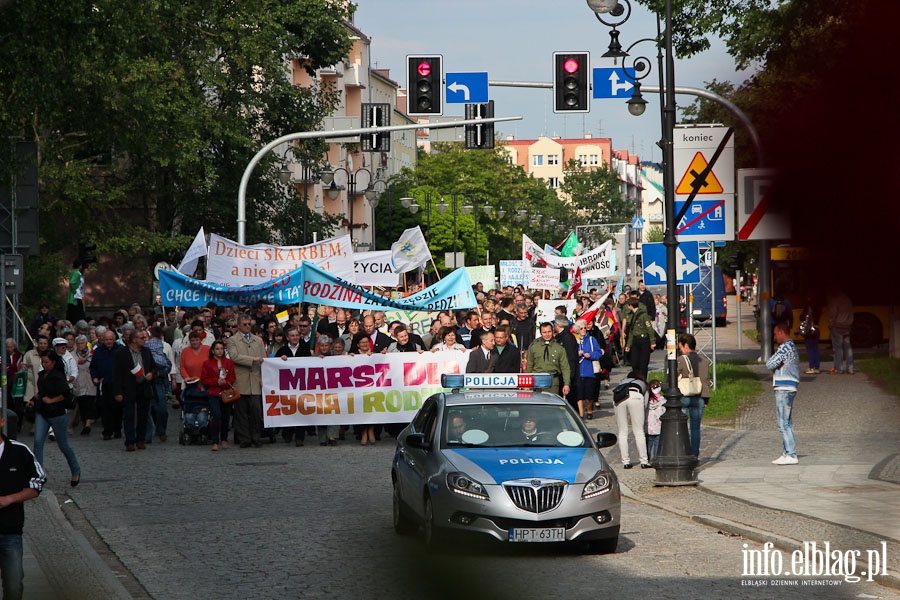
[855,352,900,396]
[647,361,763,427]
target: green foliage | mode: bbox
[703,362,763,425]
[379,143,574,270]
[856,353,900,397]
[0,0,353,303]
[645,225,664,243]
[558,159,634,233]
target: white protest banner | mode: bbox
[499,260,527,287]
[354,251,400,287]
[527,267,561,291]
[465,265,496,290]
[261,351,472,426]
[206,234,354,285]
[531,240,614,277]
[536,299,577,330]
[522,234,544,266]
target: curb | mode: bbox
[26,490,134,600]
[619,479,900,592]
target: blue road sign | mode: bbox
[445,72,489,104]
[592,67,637,99]
[632,217,644,230]
[674,199,728,238]
[641,241,701,285]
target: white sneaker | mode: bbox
[772,455,799,465]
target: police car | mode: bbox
[391,373,620,553]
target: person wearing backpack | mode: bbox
[145,326,174,443]
[612,370,650,469]
[771,296,794,329]
[799,295,822,374]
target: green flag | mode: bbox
[559,231,580,257]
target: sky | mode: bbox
[353,0,750,164]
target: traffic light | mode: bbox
[407,55,443,116]
[77,241,97,265]
[465,101,494,149]
[553,52,590,113]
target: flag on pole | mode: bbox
[616,273,625,296]
[558,231,580,257]
[178,227,207,276]
[565,266,582,299]
[391,226,432,273]
[576,292,612,325]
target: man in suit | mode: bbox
[226,314,266,448]
[469,311,496,350]
[275,325,310,446]
[112,330,158,451]
[350,315,392,354]
[465,330,498,373]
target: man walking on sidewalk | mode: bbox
[766,323,800,465]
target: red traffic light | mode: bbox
[417,61,432,77]
[563,58,580,74]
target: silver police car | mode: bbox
[391,373,620,552]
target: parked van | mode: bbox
[688,266,726,326]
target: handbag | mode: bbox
[677,356,703,396]
[63,385,76,410]
[613,378,645,405]
[221,385,240,404]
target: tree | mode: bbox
[558,159,634,240]
[645,226,664,243]
[0,0,353,308]
[380,143,571,271]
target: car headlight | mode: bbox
[447,472,490,500]
[582,471,612,499]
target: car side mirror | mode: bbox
[596,432,617,449]
[406,433,432,451]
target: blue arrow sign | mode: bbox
[446,72,489,104]
[592,67,637,99]
[641,242,701,285]
[674,199,727,238]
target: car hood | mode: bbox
[443,447,601,485]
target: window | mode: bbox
[532,155,544,167]
[577,154,588,166]
[548,177,560,189]
[547,154,559,166]
[589,154,599,166]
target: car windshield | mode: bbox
[442,403,587,449]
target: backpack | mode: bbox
[773,299,791,324]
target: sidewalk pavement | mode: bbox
[589,317,900,590]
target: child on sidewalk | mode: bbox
[646,379,665,461]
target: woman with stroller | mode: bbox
[201,340,236,452]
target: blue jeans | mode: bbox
[831,330,854,373]
[0,534,24,600]
[774,389,797,457]
[33,412,81,477]
[646,434,660,461]
[680,395,704,457]
[805,337,820,370]
[146,380,170,441]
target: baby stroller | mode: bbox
[179,381,210,446]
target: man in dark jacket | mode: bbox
[275,326,310,446]
[511,305,536,353]
[350,315,392,354]
[90,329,122,440]
[465,331,498,373]
[637,279,656,320]
[624,297,656,376]
[553,315,580,408]
[112,330,157,451]
[0,412,46,600]
[493,326,521,374]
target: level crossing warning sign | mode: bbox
[676,152,725,194]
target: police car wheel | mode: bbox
[423,496,446,551]
[393,481,415,535]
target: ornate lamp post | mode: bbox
[587,0,698,484]
[435,195,463,268]
[321,164,383,250]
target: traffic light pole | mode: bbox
[236,116,521,244]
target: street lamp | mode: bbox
[435,194,463,268]
[400,190,434,242]
[588,0,698,485]
[321,164,383,249]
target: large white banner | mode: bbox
[261,351,472,426]
[522,235,614,278]
[528,267,561,291]
[206,234,355,285]
[465,265,496,290]
[354,251,401,287]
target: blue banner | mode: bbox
[159,261,476,311]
